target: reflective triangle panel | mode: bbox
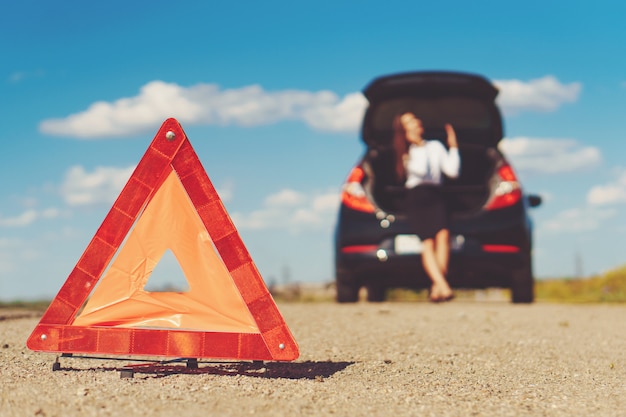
[27,118,299,361]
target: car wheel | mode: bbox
[366,282,386,302]
[511,259,534,303]
[336,271,359,303]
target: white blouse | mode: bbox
[405,140,460,188]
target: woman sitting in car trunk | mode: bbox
[393,112,460,302]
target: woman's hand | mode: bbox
[445,123,458,148]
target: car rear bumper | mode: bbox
[335,203,533,290]
[336,237,528,290]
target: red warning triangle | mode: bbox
[27,118,299,361]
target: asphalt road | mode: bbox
[1,301,625,416]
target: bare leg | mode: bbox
[421,238,453,301]
[434,228,450,276]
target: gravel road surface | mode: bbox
[1,302,625,417]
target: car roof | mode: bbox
[363,71,499,102]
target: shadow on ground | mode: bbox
[54,357,354,380]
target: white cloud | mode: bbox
[8,72,26,83]
[39,81,367,139]
[541,206,617,233]
[60,165,136,207]
[58,163,235,210]
[301,92,367,132]
[499,137,601,174]
[0,208,61,228]
[587,170,626,206]
[312,193,341,212]
[41,208,61,219]
[38,76,580,139]
[7,69,45,84]
[0,210,37,227]
[215,180,234,203]
[494,76,581,116]
[231,188,340,233]
[38,75,582,140]
[266,189,307,207]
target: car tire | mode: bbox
[336,271,359,303]
[511,258,534,303]
[366,282,386,302]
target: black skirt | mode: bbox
[405,185,447,240]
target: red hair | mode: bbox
[392,114,410,183]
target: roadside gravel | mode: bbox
[1,302,625,417]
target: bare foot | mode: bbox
[429,282,454,302]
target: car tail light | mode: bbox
[341,166,375,213]
[482,244,520,253]
[340,244,378,253]
[485,164,522,210]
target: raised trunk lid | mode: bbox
[362,71,503,148]
[361,71,504,216]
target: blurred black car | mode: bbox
[334,71,541,303]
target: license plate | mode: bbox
[394,235,422,254]
[394,234,465,254]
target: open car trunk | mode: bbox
[361,73,504,218]
[366,141,501,218]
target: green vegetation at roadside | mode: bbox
[385,264,626,303]
[535,264,626,303]
[0,300,50,311]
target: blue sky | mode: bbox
[1,0,626,300]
